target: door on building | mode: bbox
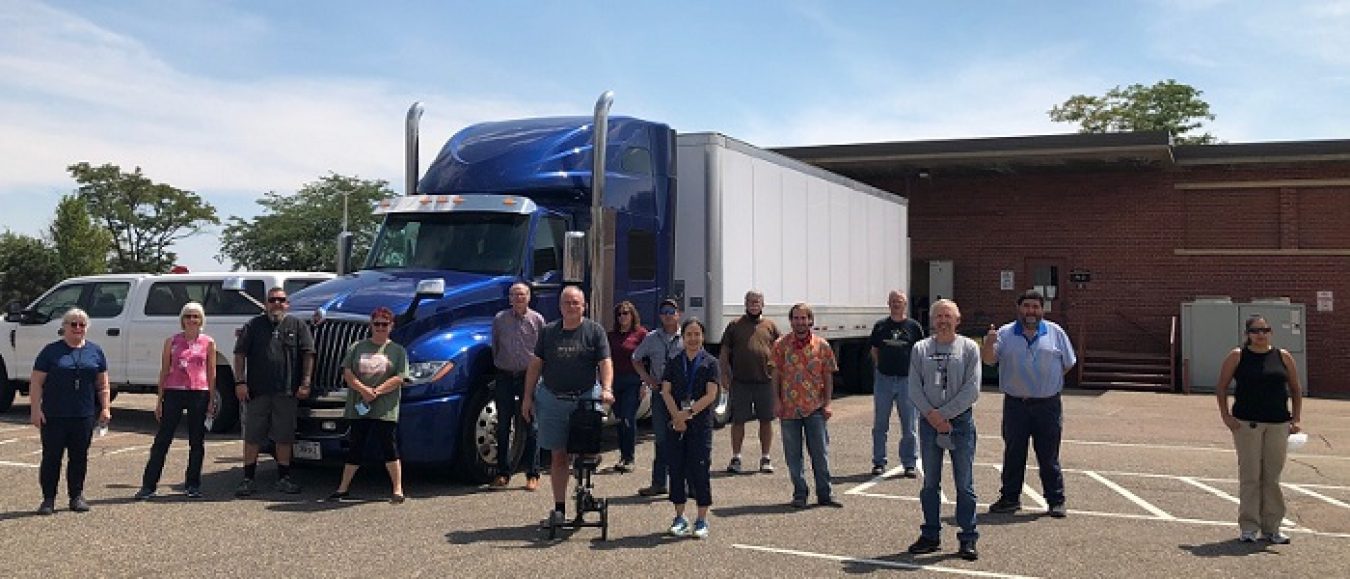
[1024,259,1066,325]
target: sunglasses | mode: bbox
[371,321,392,328]
[67,321,88,328]
[267,297,288,304]
[1247,327,1272,334]
[182,314,201,319]
[616,311,632,316]
[659,308,678,315]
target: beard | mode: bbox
[1021,314,1040,327]
[268,310,287,323]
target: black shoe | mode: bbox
[69,496,91,512]
[637,485,668,497]
[907,536,941,555]
[185,487,203,499]
[1047,503,1067,518]
[988,497,1022,514]
[36,500,55,516]
[790,497,808,509]
[818,497,844,508]
[958,540,979,561]
[133,488,157,501]
[871,464,886,476]
[902,467,918,479]
[326,490,350,502]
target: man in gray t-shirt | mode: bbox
[906,299,982,561]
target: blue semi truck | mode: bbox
[286,93,909,482]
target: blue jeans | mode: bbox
[872,372,918,469]
[919,410,978,542]
[612,373,642,462]
[998,394,1065,505]
[781,410,832,501]
[494,373,539,477]
[649,393,670,488]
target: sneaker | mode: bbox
[669,516,691,537]
[790,497,808,509]
[958,540,979,561]
[759,457,774,473]
[1265,532,1291,545]
[185,487,203,499]
[326,490,350,502]
[275,477,302,494]
[524,476,540,492]
[234,478,256,497]
[133,488,157,501]
[1047,503,1068,518]
[988,497,1022,514]
[614,460,634,473]
[907,535,941,555]
[726,457,743,474]
[489,475,509,489]
[902,467,917,479]
[36,500,55,516]
[1238,530,1259,543]
[692,519,709,539]
[69,496,91,512]
[390,493,406,504]
[638,485,669,497]
[818,497,844,508]
[871,464,886,476]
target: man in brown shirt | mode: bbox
[719,290,781,474]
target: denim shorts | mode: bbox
[534,382,601,452]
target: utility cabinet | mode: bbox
[1182,297,1308,395]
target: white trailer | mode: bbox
[672,133,909,391]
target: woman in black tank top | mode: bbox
[1214,315,1304,544]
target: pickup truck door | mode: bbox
[83,281,134,385]
[13,283,89,378]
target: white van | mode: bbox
[1,271,334,432]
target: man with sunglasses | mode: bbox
[981,289,1077,519]
[233,287,315,496]
[633,298,684,496]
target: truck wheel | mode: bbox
[456,379,523,484]
[0,374,15,413]
[210,372,241,434]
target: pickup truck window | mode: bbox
[28,283,86,324]
[144,280,267,317]
[86,282,131,318]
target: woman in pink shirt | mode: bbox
[135,302,217,500]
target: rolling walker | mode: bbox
[546,396,610,541]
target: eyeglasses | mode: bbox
[371,321,392,328]
[616,311,632,317]
[267,297,288,304]
[67,321,88,328]
[659,308,678,315]
[1247,327,1272,334]
[182,314,201,319]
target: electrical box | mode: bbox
[1182,297,1308,395]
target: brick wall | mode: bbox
[874,163,1350,396]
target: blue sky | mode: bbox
[2,0,1348,272]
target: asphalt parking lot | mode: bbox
[2,387,1347,578]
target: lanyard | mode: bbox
[683,351,704,403]
[72,346,85,390]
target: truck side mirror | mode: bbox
[563,231,586,284]
[4,300,24,322]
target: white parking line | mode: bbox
[734,543,1041,578]
[0,459,38,468]
[1084,470,1174,520]
[1285,483,1350,509]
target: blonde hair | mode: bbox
[180,301,205,330]
[62,308,89,325]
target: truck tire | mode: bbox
[210,370,241,434]
[0,373,15,413]
[456,379,523,484]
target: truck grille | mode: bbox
[308,319,370,395]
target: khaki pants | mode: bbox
[1231,421,1288,534]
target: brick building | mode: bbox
[779,132,1350,397]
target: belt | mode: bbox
[1009,393,1060,405]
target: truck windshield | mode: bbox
[369,212,529,275]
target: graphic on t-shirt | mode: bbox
[359,353,391,377]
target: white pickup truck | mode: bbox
[1,271,333,432]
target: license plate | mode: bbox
[294,440,321,461]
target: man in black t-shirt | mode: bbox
[868,290,925,478]
[233,287,315,496]
[521,286,613,524]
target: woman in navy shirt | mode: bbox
[660,318,719,539]
[29,308,112,515]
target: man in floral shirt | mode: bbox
[771,303,840,509]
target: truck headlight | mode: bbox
[408,361,454,384]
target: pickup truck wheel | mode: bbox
[456,379,522,484]
[0,374,15,413]
[210,377,241,434]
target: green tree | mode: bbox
[67,162,220,273]
[219,173,392,271]
[0,231,62,306]
[48,194,113,278]
[1048,79,1217,145]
